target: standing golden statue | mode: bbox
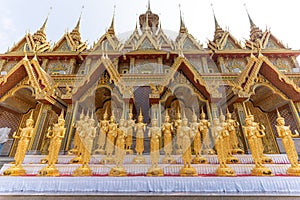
[214,114,236,176]
[243,109,272,176]
[68,110,84,156]
[179,112,197,176]
[174,108,183,154]
[132,108,146,164]
[69,110,85,163]
[191,108,207,164]
[39,110,66,176]
[94,108,109,155]
[226,108,244,154]
[200,108,214,155]
[125,108,134,155]
[109,113,127,176]
[73,112,97,176]
[275,109,300,176]
[147,115,163,176]
[3,111,35,176]
[101,111,117,164]
[219,110,239,164]
[248,108,272,164]
[162,109,176,164]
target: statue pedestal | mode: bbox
[125,149,133,155]
[100,156,115,164]
[179,166,197,177]
[69,155,82,164]
[132,155,146,164]
[3,165,26,176]
[251,165,273,176]
[109,166,127,177]
[216,166,236,176]
[287,166,300,176]
[232,148,244,155]
[203,148,215,155]
[38,165,59,176]
[226,155,240,164]
[162,156,176,164]
[73,164,92,176]
[40,157,48,164]
[262,155,273,164]
[192,155,208,164]
[146,166,163,176]
[93,149,106,155]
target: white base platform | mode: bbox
[0,176,300,194]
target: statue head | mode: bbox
[245,116,252,126]
[213,118,219,126]
[152,118,158,127]
[26,111,34,127]
[119,118,125,127]
[226,108,232,119]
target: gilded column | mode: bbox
[28,104,52,154]
[63,103,78,152]
[233,102,249,153]
[289,101,300,131]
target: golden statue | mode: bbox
[3,111,35,176]
[200,108,214,155]
[125,107,135,155]
[219,110,239,164]
[243,110,272,176]
[162,109,176,164]
[174,108,183,155]
[248,108,272,164]
[226,108,244,154]
[94,107,109,155]
[191,108,207,164]
[147,115,163,176]
[69,110,85,163]
[179,113,197,176]
[132,108,146,164]
[214,114,236,176]
[101,111,117,164]
[73,112,97,176]
[109,114,127,176]
[39,110,66,176]
[275,110,300,176]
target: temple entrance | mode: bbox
[246,84,295,154]
[161,85,208,122]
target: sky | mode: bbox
[0,0,300,52]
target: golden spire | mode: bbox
[244,4,256,28]
[276,109,284,120]
[58,110,65,121]
[70,8,83,43]
[139,107,143,117]
[147,0,151,11]
[165,108,169,118]
[211,4,220,30]
[103,107,108,119]
[182,109,187,120]
[108,5,116,35]
[179,4,187,33]
[33,7,51,43]
[80,109,84,119]
[28,110,34,122]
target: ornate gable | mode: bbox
[8,34,35,53]
[52,35,73,52]
[136,33,158,50]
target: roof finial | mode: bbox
[41,7,52,32]
[244,3,256,28]
[211,4,220,30]
[75,5,84,31]
[147,0,151,11]
[179,4,187,33]
[108,5,116,35]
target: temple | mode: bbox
[0,2,300,160]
